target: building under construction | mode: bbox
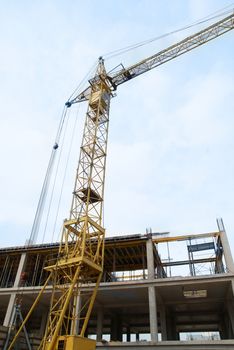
[0,218,234,349]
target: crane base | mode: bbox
[66,336,96,350]
[45,335,96,350]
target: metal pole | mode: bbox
[7,274,51,350]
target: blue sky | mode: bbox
[0,0,234,254]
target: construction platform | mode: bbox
[0,220,234,349]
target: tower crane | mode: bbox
[8,11,234,350]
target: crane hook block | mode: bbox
[65,101,72,108]
[53,143,59,150]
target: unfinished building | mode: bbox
[0,219,234,349]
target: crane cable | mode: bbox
[28,60,98,246]
[53,104,81,243]
[28,106,68,245]
[102,5,234,60]
[41,106,72,244]
[67,61,98,103]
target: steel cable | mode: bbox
[28,106,69,245]
[52,104,81,243]
[102,6,234,60]
[41,107,71,244]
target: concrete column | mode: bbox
[171,317,179,340]
[136,332,140,341]
[14,253,27,287]
[110,315,117,341]
[217,219,234,273]
[227,301,234,337]
[116,315,122,342]
[146,239,155,279]
[70,293,82,335]
[166,313,173,340]
[3,294,15,327]
[148,286,158,342]
[97,307,104,341]
[232,280,234,297]
[166,308,178,340]
[216,256,225,273]
[126,326,131,342]
[160,306,167,340]
[157,266,164,278]
[3,252,27,327]
[220,230,234,273]
[39,309,48,336]
[220,316,228,339]
[111,314,122,341]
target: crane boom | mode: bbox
[72,12,234,104]
[8,11,234,350]
[110,12,234,87]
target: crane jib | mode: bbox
[111,12,234,87]
[69,12,234,105]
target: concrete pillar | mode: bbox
[110,316,117,341]
[97,307,104,341]
[111,314,122,341]
[220,230,234,273]
[148,286,158,342]
[217,219,234,273]
[3,294,15,327]
[171,317,178,340]
[70,293,82,335]
[220,316,228,339]
[146,239,155,279]
[3,252,27,327]
[227,301,234,337]
[39,309,48,336]
[166,314,173,340]
[14,253,27,287]
[157,266,164,278]
[232,280,234,298]
[126,326,131,342]
[116,316,122,342]
[166,308,177,340]
[160,306,167,340]
[216,256,225,273]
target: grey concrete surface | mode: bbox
[96,340,234,349]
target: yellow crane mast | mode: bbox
[41,60,112,350]
[8,12,234,350]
